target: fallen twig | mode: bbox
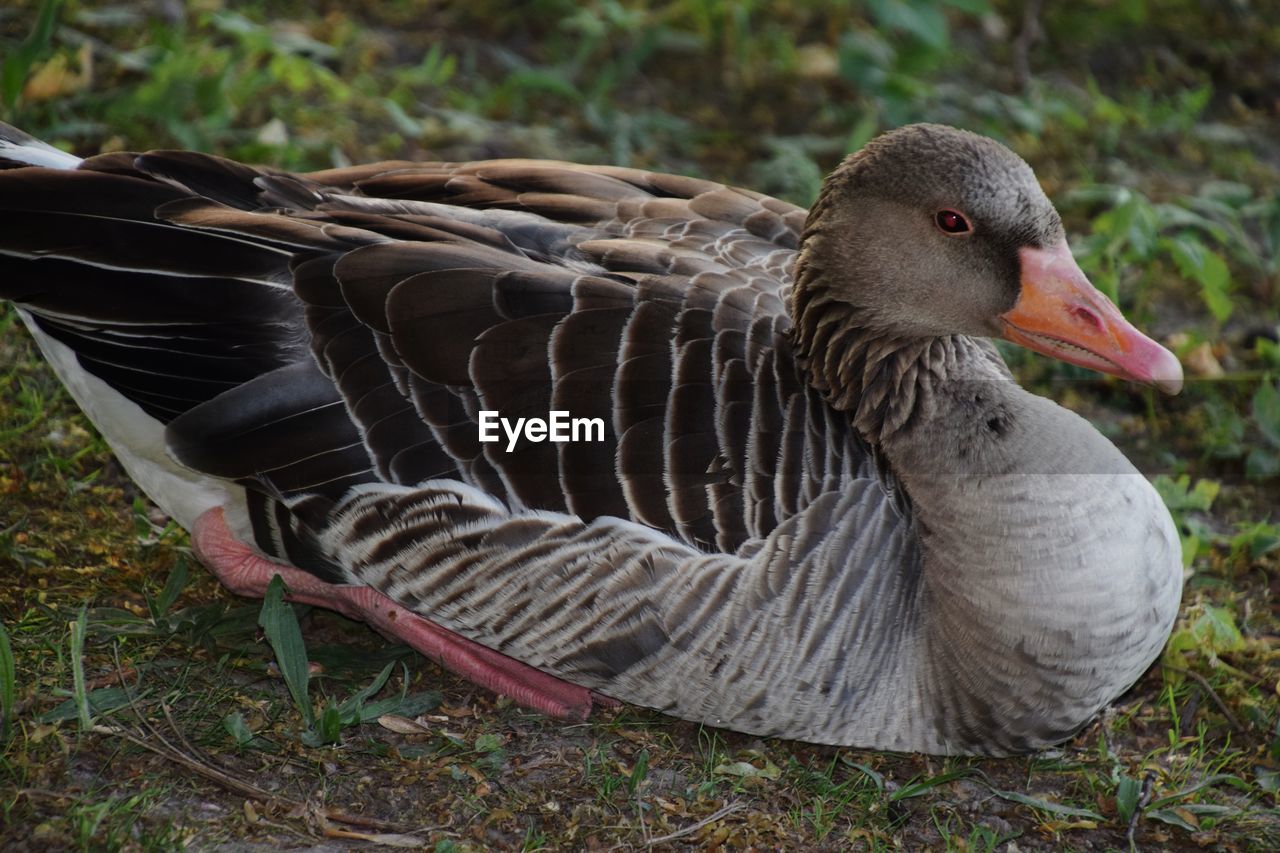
[104,648,428,835]
[111,645,194,762]
[91,723,279,799]
[644,801,743,847]
[14,788,76,802]
[1126,770,1156,851]
[1162,665,1244,732]
[87,723,424,836]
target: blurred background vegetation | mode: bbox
[1,1,1278,848]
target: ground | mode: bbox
[1,1,1278,850]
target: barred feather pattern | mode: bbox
[0,123,1182,753]
[315,474,925,746]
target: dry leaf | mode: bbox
[455,764,485,784]
[1039,819,1098,832]
[1185,342,1224,378]
[795,44,838,79]
[713,759,781,780]
[376,714,433,735]
[323,827,424,847]
[23,44,93,102]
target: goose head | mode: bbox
[797,123,1183,394]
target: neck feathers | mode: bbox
[790,275,970,444]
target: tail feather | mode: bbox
[0,121,81,170]
[0,128,307,426]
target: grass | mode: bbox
[1,0,1279,848]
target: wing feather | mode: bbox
[3,147,881,562]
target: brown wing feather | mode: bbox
[5,148,855,555]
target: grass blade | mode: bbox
[151,557,190,620]
[337,661,395,721]
[628,749,649,797]
[0,620,14,740]
[982,786,1104,820]
[890,769,976,801]
[69,603,91,731]
[1115,774,1141,823]
[842,757,886,792]
[1146,774,1252,809]
[258,574,313,726]
[38,687,132,724]
[1,0,64,111]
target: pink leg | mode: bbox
[191,507,618,719]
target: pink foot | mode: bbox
[191,507,618,719]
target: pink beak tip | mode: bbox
[1148,348,1184,395]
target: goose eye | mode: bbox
[935,209,971,234]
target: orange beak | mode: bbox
[1001,240,1183,394]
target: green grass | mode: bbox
[1,0,1278,848]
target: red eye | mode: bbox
[936,209,970,234]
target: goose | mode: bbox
[0,121,1184,756]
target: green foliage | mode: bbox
[1153,474,1220,566]
[1181,379,1280,482]
[145,557,190,623]
[1167,237,1231,322]
[1153,474,1219,516]
[1114,773,1141,824]
[301,660,441,747]
[222,710,258,748]
[0,0,60,111]
[69,602,91,730]
[38,685,131,724]
[254,576,441,746]
[1257,336,1280,372]
[627,748,649,796]
[64,789,183,851]
[0,621,14,741]
[839,0,991,131]
[1249,379,1280,479]
[1163,601,1246,678]
[257,574,314,727]
[1069,185,1245,323]
[1229,520,1280,563]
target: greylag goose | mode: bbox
[0,121,1183,755]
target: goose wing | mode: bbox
[3,151,859,555]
